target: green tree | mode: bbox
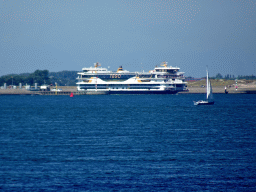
[27,70,50,85]
[216,73,223,79]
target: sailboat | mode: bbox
[194,70,214,105]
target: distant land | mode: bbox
[0,70,79,86]
[0,70,255,87]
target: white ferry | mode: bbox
[76,62,188,94]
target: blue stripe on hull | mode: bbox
[108,90,178,94]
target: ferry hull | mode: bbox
[108,90,178,94]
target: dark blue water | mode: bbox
[0,94,256,191]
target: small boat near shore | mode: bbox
[194,70,214,105]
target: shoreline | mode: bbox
[1,86,256,95]
[179,87,256,94]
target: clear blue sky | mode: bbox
[1,0,255,77]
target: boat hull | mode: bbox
[86,91,109,95]
[194,101,214,105]
[82,90,179,95]
[108,90,178,94]
[85,90,178,95]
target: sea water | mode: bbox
[0,94,255,191]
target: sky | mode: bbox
[0,0,255,78]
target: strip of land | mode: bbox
[183,79,256,94]
[1,86,256,95]
[1,80,256,95]
[179,86,256,94]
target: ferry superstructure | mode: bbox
[76,62,188,94]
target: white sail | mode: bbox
[206,71,213,100]
[208,81,214,100]
[206,70,209,99]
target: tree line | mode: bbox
[214,73,256,80]
[0,70,78,86]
